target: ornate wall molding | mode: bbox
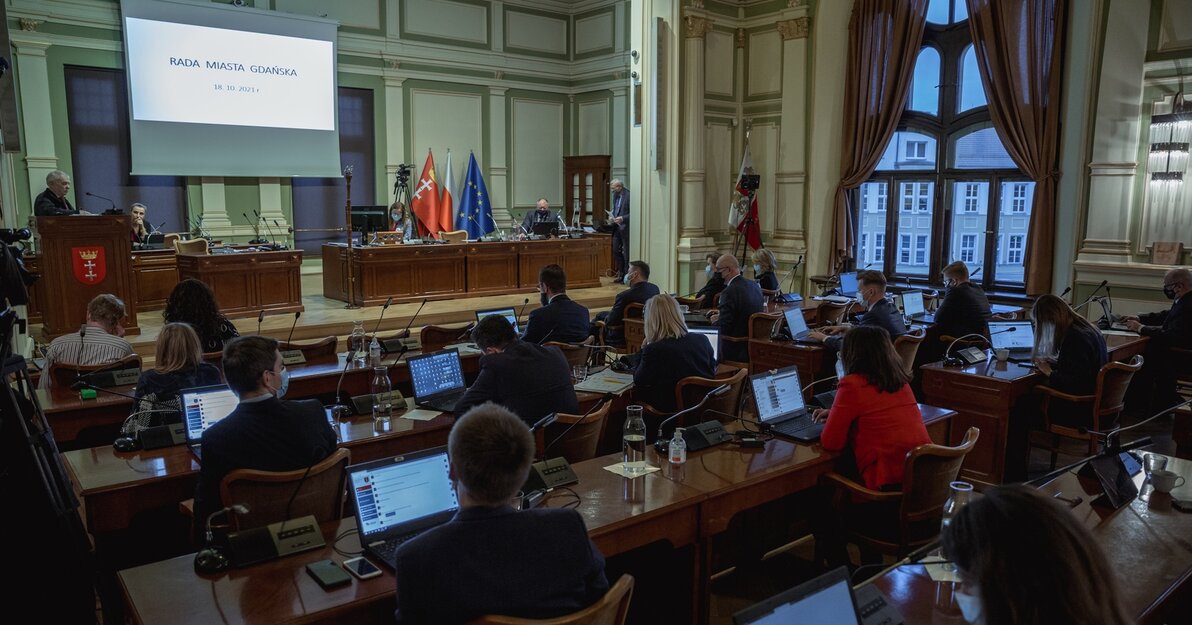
[776,17,808,40]
[736,28,746,48]
[19,19,42,32]
[682,15,713,39]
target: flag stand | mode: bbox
[732,187,761,261]
[342,165,361,309]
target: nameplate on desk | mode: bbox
[280,350,307,366]
[351,390,404,415]
[86,367,141,388]
[227,514,325,568]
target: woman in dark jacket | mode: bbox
[131,323,222,427]
[163,279,239,353]
[1031,294,1108,426]
[633,294,717,412]
[752,248,780,292]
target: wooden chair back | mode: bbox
[47,354,142,390]
[163,233,181,249]
[816,301,848,326]
[548,401,613,464]
[896,427,980,551]
[675,367,748,421]
[624,303,644,320]
[420,323,474,353]
[893,328,926,373]
[1037,355,1144,459]
[466,574,634,625]
[277,336,339,363]
[718,334,750,369]
[623,318,645,354]
[545,337,594,369]
[748,312,782,340]
[439,230,468,243]
[201,350,223,366]
[174,238,209,255]
[219,448,350,532]
[1094,355,1144,419]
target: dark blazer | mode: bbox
[34,189,77,216]
[521,209,555,234]
[933,282,992,339]
[633,333,717,412]
[454,340,579,426]
[193,396,337,535]
[756,271,779,292]
[1046,323,1108,397]
[394,505,608,625]
[604,281,660,344]
[716,275,764,362]
[696,272,726,310]
[1139,296,1192,349]
[824,298,907,352]
[523,294,590,344]
[610,188,630,232]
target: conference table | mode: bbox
[116,406,957,625]
[871,452,1192,625]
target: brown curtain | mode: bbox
[965,0,1067,295]
[831,0,929,272]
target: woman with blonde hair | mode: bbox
[633,294,716,412]
[131,323,222,426]
[390,201,414,240]
[751,248,780,291]
[1030,294,1107,426]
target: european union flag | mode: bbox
[454,152,495,239]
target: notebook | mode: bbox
[901,290,933,323]
[750,366,823,442]
[782,307,819,344]
[733,566,902,625]
[988,320,1034,356]
[180,385,239,460]
[475,307,520,334]
[346,447,459,569]
[407,349,468,413]
[690,327,720,361]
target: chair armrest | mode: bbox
[1036,386,1095,403]
[819,472,902,504]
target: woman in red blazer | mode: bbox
[814,326,931,490]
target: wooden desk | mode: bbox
[872,453,1192,625]
[921,333,1150,487]
[129,248,179,310]
[177,249,303,319]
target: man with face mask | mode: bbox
[694,252,726,310]
[521,264,591,344]
[808,269,905,349]
[520,198,556,235]
[592,260,659,346]
[934,261,992,339]
[1122,267,1192,414]
[192,336,337,540]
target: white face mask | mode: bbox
[834,358,846,381]
[753,264,762,274]
[955,586,984,625]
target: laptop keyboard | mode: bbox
[772,414,818,437]
[369,532,420,569]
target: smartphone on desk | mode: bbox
[342,557,382,580]
[306,559,352,589]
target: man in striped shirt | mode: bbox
[41,294,135,388]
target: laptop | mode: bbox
[901,290,934,323]
[988,320,1034,356]
[346,447,459,569]
[782,307,820,344]
[408,349,468,413]
[531,222,556,236]
[180,385,239,460]
[475,307,520,334]
[750,366,823,442]
[838,272,859,297]
[690,327,719,361]
[733,566,903,625]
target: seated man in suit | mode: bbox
[695,252,726,310]
[522,263,591,344]
[455,315,579,427]
[710,254,764,363]
[1123,267,1192,414]
[192,336,337,538]
[921,260,993,363]
[41,293,135,388]
[809,269,906,351]
[593,260,660,346]
[394,402,608,625]
[520,198,556,235]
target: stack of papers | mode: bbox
[575,369,635,394]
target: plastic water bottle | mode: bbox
[622,405,647,476]
[371,367,392,432]
[350,320,366,367]
[940,481,973,572]
[369,335,381,367]
[669,428,687,465]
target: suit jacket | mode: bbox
[933,282,992,339]
[824,298,906,352]
[633,333,717,412]
[756,271,779,292]
[34,189,77,216]
[604,281,660,344]
[716,275,764,362]
[1138,296,1192,349]
[610,188,630,232]
[394,505,608,625]
[521,209,555,234]
[454,340,579,426]
[523,294,591,344]
[1046,323,1108,397]
[696,272,726,310]
[193,396,337,535]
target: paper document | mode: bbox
[575,369,635,394]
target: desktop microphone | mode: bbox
[1073,280,1109,312]
[1096,285,1118,328]
[801,375,839,395]
[257,210,280,249]
[1088,397,1192,453]
[1059,286,1072,301]
[256,310,265,335]
[73,382,178,451]
[272,219,290,249]
[530,412,558,432]
[543,394,615,454]
[383,298,426,362]
[371,296,394,337]
[970,266,982,280]
[150,221,165,235]
[942,326,1017,366]
[190,218,213,241]
[653,384,730,453]
[330,349,359,421]
[536,327,557,345]
[517,297,531,324]
[243,212,266,244]
[84,191,117,211]
[277,312,302,361]
[194,504,249,574]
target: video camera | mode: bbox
[0,228,31,245]
[738,174,760,192]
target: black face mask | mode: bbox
[1163,286,1177,300]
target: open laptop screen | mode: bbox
[988,321,1034,351]
[902,290,925,317]
[408,349,466,399]
[749,367,807,424]
[838,272,859,297]
[348,449,458,541]
[180,385,238,442]
[689,327,719,361]
[734,567,861,625]
[475,307,519,334]
[782,307,810,338]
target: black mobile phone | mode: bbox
[306,559,351,589]
[1173,499,1192,513]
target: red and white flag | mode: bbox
[410,151,442,237]
[439,149,457,237]
[728,142,761,250]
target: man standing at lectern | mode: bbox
[610,179,630,280]
[34,170,79,217]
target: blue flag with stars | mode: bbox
[455,152,495,239]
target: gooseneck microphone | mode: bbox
[330,349,359,421]
[284,311,301,346]
[517,297,531,325]
[194,504,249,574]
[256,310,265,335]
[384,298,427,366]
[257,210,280,248]
[653,384,730,452]
[85,191,117,211]
[372,297,394,338]
[272,219,290,249]
[243,212,267,244]
[1073,280,1109,312]
[1059,286,1072,301]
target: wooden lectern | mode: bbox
[36,216,139,339]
